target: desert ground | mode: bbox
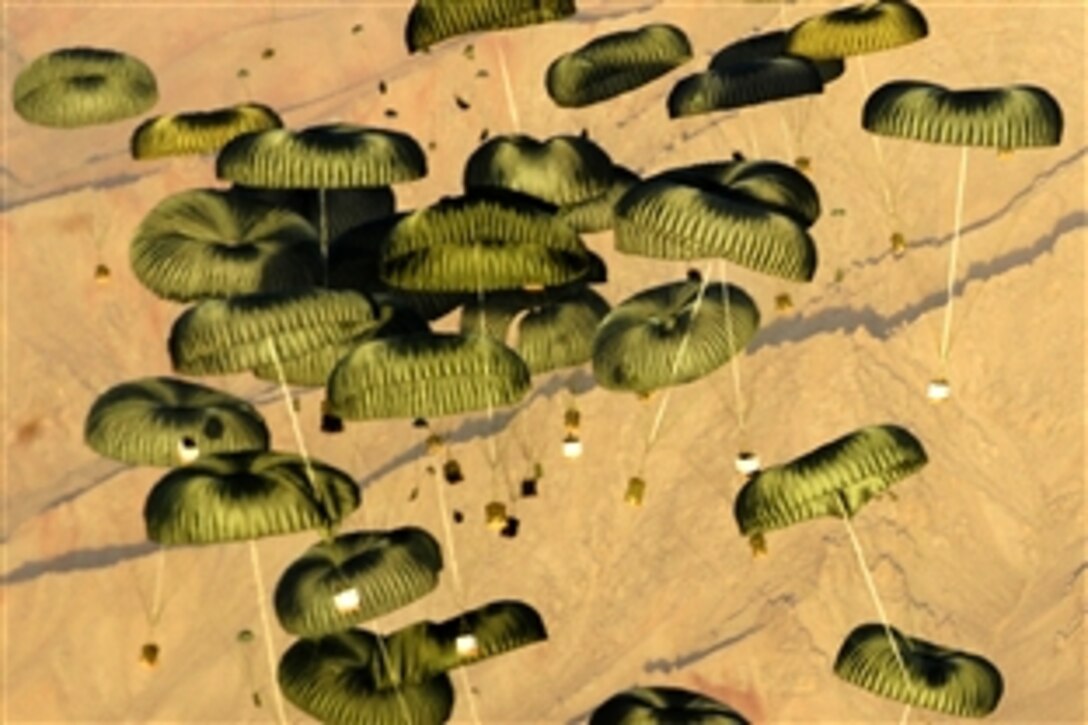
[2,1,1085,723]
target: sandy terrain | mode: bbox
[2,1,1085,723]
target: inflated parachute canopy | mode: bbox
[13,46,158,128]
[834,623,1004,718]
[279,629,455,725]
[461,286,611,375]
[614,176,818,282]
[406,0,577,53]
[144,451,361,545]
[216,124,428,188]
[251,305,430,387]
[592,278,760,395]
[168,288,383,375]
[274,527,443,637]
[590,685,751,724]
[545,23,693,108]
[464,133,617,206]
[710,30,844,85]
[558,164,641,234]
[668,56,824,118]
[130,102,283,160]
[862,81,1064,149]
[84,377,269,467]
[378,189,594,292]
[130,187,322,303]
[785,0,929,60]
[327,332,531,420]
[654,157,822,228]
[733,424,927,549]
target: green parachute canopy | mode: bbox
[546,23,693,108]
[84,377,269,467]
[734,424,927,551]
[464,133,616,206]
[406,0,576,53]
[378,190,594,293]
[130,187,322,303]
[216,124,428,189]
[592,277,760,395]
[655,157,822,228]
[558,164,641,233]
[144,451,361,545]
[834,622,1004,718]
[615,176,818,282]
[668,57,824,118]
[274,527,443,637]
[863,81,1064,149]
[327,332,531,420]
[130,102,283,160]
[710,30,844,84]
[786,0,929,60]
[590,685,751,724]
[13,46,158,128]
[279,629,454,725]
[168,288,383,376]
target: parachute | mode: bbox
[592,278,760,395]
[668,57,824,118]
[13,46,158,128]
[710,30,844,85]
[590,685,750,724]
[834,622,1004,717]
[733,424,927,551]
[863,81,1064,149]
[557,164,641,233]
[84,377,269,466]
[144,451,361,545]
[274,527,444,637]
[785,0,929,60]
[129,188,322,302]
[545,23,693,108]
[406,0,576,53]
[130,102,283,160]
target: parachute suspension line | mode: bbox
[496,39,520,132]
[900,704,913,725]
[148,545,166,628]
[374,637,418,725]
[834,497,910,680]
[247,540,288,725]
[857,57,901,234]
[637,267,714,475]
[938,145,970,368]
[717,259,747,435]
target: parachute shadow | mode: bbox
[1,541,158,586]
[643,623,765,674]
[752,209,1085,350]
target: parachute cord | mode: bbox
[148,545,166,628]
[717,260,747,436]
[265,339,337,535]
[857,57,901,234]
[938,146,970,368]
[374,637,416,725]
[836,500,909,680]
[431,452,484,725]
[637,267,713,475]
[900,704,913,725]
[247,541,288,725]
[496,39,520,131]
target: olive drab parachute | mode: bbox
[710,30,844,85]
[785,0,929,60]
[327,332,531,420]
[168,288,384,375]
[592,278,760,395]
[557,164,641,234]
[733,424,927,550]
[545,23,693,108]
[84,377,270,466]
[589,685,751,724]
[406,0,577,53]
[464,133,617,206]
[834,622,1004,717]
[130,187,323,303]
[130,102,283,160]
[278,630,455,725]
[614,175,818,282]
[13,46,158,128]
[862,81,1064,149]
[274,527,444,637]
[668,56,825,119]
[143,451,361,545]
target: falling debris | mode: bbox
[624,477,646,506]
[475,69,489,78]
[890,232,907,256]
[94,263,111,282]
[455,95,470,110]
[379,80,387,94]
[408,486,419,501]
[834,267,847,284]
[500,516,520,538]
[261,48,275,59]
[775,293,794,312]
[520,479,538,497]
[139,642,160,669]
[830,207,846,217]
[384,108,398,118]
[485,501,508,531]
[236,68,249,79]
[351,23,363,34]
[479,128,489,142]
[443,459,464,484]
[463,44,475,60]
[320,402,343,433]
[427,141,438,151]
[237,629,254,643]
[794,156,811,172]
[452,510,464,524]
